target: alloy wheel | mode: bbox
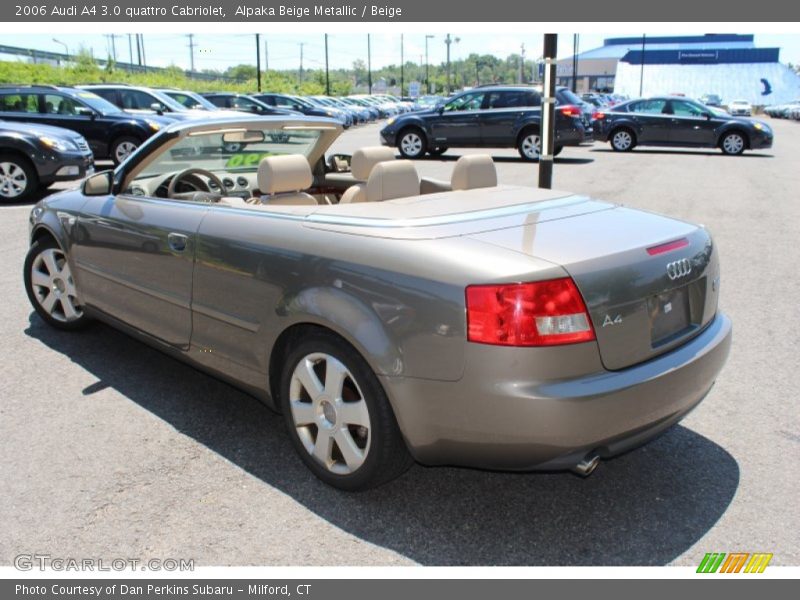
[521,134,541,160]
[289,353,371,475]
[612,130,633,151]
[400,132,424,157]
[115,141,138,163]
[30,248,83,323]
[722,133,745,155]
[0,162,29,199]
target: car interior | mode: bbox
[119,123,500,211]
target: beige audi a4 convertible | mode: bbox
[25,116,731,490]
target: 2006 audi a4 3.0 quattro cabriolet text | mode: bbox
[24,116,732,490]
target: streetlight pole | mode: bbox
[52,38,69,62]
[400,34,404,97]
[325,34,330,95]
[639,34,646,97]
[255,34,262,92]
[572,34,579,92]
[539,33,558,190]
[425,35,434,94]
[367,34,372,94]
[445,34,452,94]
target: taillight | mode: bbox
[592,110,606,120]
[465,278,596,347]
[558,104,583,118]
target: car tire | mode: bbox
[0,153,38,202]
[517,129,541,161]
[279,330,414,491]
[110,136,141,165]
[610,128,636,152]
[24,237,91,331]
[720,131,746,156]
[428,146,448,157]
[397,128,427,159]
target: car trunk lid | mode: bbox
[469,206,720,370]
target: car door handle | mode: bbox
[167,233,188,252]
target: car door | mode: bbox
[480,91,539,146]
[71,191,209,349]
[666,99,718,146]
[39,93,107,156]
[624,99,671,143]
[428,91,485,146]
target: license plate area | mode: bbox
[648,285,692,346]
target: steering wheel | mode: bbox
[167,168,227,202]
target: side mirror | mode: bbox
[436,105,445,114]
[83,171,113,196]
[149,102,165,115]
[327,153,352,173]
[75,106,95,118]
[703,112,712,120]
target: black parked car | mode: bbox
[252,93,331,117]
[593,96,773,155]
[0,85,171,164]
[379,85,585,160]
[0,119,93,201]
[201,93,301,117]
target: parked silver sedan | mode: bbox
[24,116,731,490]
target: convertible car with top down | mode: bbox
[24,116,731,490]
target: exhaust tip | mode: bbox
[571,453,600,477]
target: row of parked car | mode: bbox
[0,83,426,201]
[763,100,800,120]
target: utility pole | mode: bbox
[255,34,261,92]
[110,35,117,62]
[188,34,196,73]
[127,34,133,66]
[538,33,557,190]
[299,42,304,84]
[425,35,433,94]
[324,34,330,95]
[135,33,142,67]
[639,34,646,96]
[264,39,269,70]
[519,43,526,83]
[367,34,372,94]
[139,34,147,73]
[445,34,452,94]
[400,34,404,97]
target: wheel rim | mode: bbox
[30,248,83,323]
[400,132,423,157]
[115,141,138,163]
[289,353,371,475]
[0,162,28,199]
[723,134,744,154]
[521,134,541,159]
[613,131,632,150]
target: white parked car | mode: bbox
[727,100,752,117]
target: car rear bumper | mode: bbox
[382,312,731,472]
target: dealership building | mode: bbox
[557,34,800,105]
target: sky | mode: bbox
[2,33,800,73]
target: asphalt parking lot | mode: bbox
[2,118,799,566]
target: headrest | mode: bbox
[351,146,396,180]
[451,155,498,191]
[257,154,313,195]
[365,160,420,202]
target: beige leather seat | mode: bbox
[451,155,497,190]
[254,154,317,206]
[365,160,420,202]
[340,146,396,203]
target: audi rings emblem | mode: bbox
[666,258,692,280]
